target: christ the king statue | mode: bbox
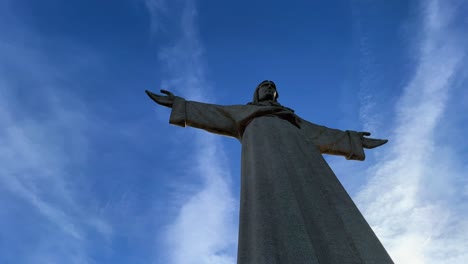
[146,80,394,264]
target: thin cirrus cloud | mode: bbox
[145,0,238,263]
[0,31,111,263]
[357,0,468,263]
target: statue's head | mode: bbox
[252,80,279,103]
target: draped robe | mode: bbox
[168,97,394,264]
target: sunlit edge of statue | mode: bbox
[145,80,394,264]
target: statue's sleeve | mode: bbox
[169,97,242,139]
[301,120,366,161]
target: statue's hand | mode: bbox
[358,132,388,149]
[145,89,175,108]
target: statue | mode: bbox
[146,80,394,264]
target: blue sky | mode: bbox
[1,0,467,263]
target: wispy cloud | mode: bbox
[0,28,111,263]
[145,1,238,263]
[144,0,169,33]
[357,0,468,263]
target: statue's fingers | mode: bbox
[361,132,371,137]
[145,90,155,97]
[160,89,174,96]
[145,90,162,101]
[375,139,388,148]
[374,139,388,146]
[364,138,388,148]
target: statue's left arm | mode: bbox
[301,120,388,161]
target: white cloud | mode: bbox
[165,134,237,264]
[145,1,238,263]
[356,0,468,263]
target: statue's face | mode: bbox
[258,82,277,101]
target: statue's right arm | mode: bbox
[145,89,243,139]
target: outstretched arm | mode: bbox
[301,120,388,160]
[145,89,243,139]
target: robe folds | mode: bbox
[169,98,394,264]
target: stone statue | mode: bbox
[146,80,394,264]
